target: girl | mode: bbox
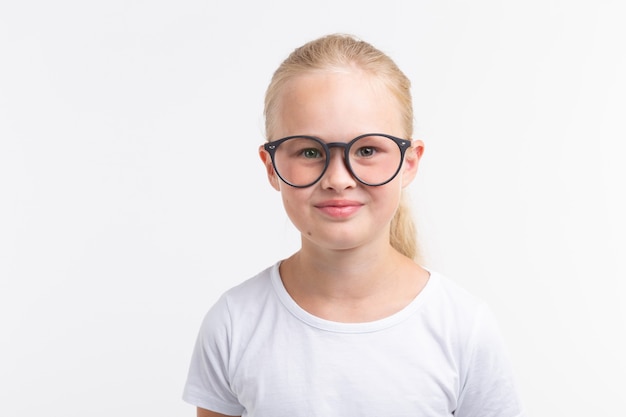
[183,33,524,417]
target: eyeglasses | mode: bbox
[263,133,411,188]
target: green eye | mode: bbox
[355,146,376,157]
[302,148,323,159]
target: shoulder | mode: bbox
[223,263,277,302]
[425,270,515,366]
[208,262,278,316]
[426,273,525,415]
[197,262,282,336]
[419,270,505,359]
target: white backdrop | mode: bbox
[1,1,625,416]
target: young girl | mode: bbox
[183,33,524,417]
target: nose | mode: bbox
[319,148,357,190]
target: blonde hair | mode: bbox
[264,33,421,261]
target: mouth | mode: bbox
[314,200,363,218]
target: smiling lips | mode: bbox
[314,200,363,218]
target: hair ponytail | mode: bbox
[390,193,421,262]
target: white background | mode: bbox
[1,1,625,416]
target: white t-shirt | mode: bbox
[183,262,524,417]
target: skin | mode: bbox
[260,68,429,322]
[197,67,428,416]
[197,409,235,417]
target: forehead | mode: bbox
[273,69,403,140]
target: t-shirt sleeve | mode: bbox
[454,303,525,417]
[182,295,245,416]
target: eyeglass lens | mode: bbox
[272,135,403,187]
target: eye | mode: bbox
[301,148,323,159]
[355,146,376,158]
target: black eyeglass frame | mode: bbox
[263,133,412,188]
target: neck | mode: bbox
[279,243,428,322]
[289,245,396,294]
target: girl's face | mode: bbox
[259,69,423,253]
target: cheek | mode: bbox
[280,189,309,221]
[374,182,404,215]
[280,193,316,236]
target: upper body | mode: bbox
[183,262,524,417]
[184,33,524,416]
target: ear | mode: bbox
[400,139,424,188]
[259,145,281,191]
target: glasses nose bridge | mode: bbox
[320,141,357,189]
[325,141,351,165]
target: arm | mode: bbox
[455,305,524,416]
[197,407,240,417]
[185,297,243,417]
